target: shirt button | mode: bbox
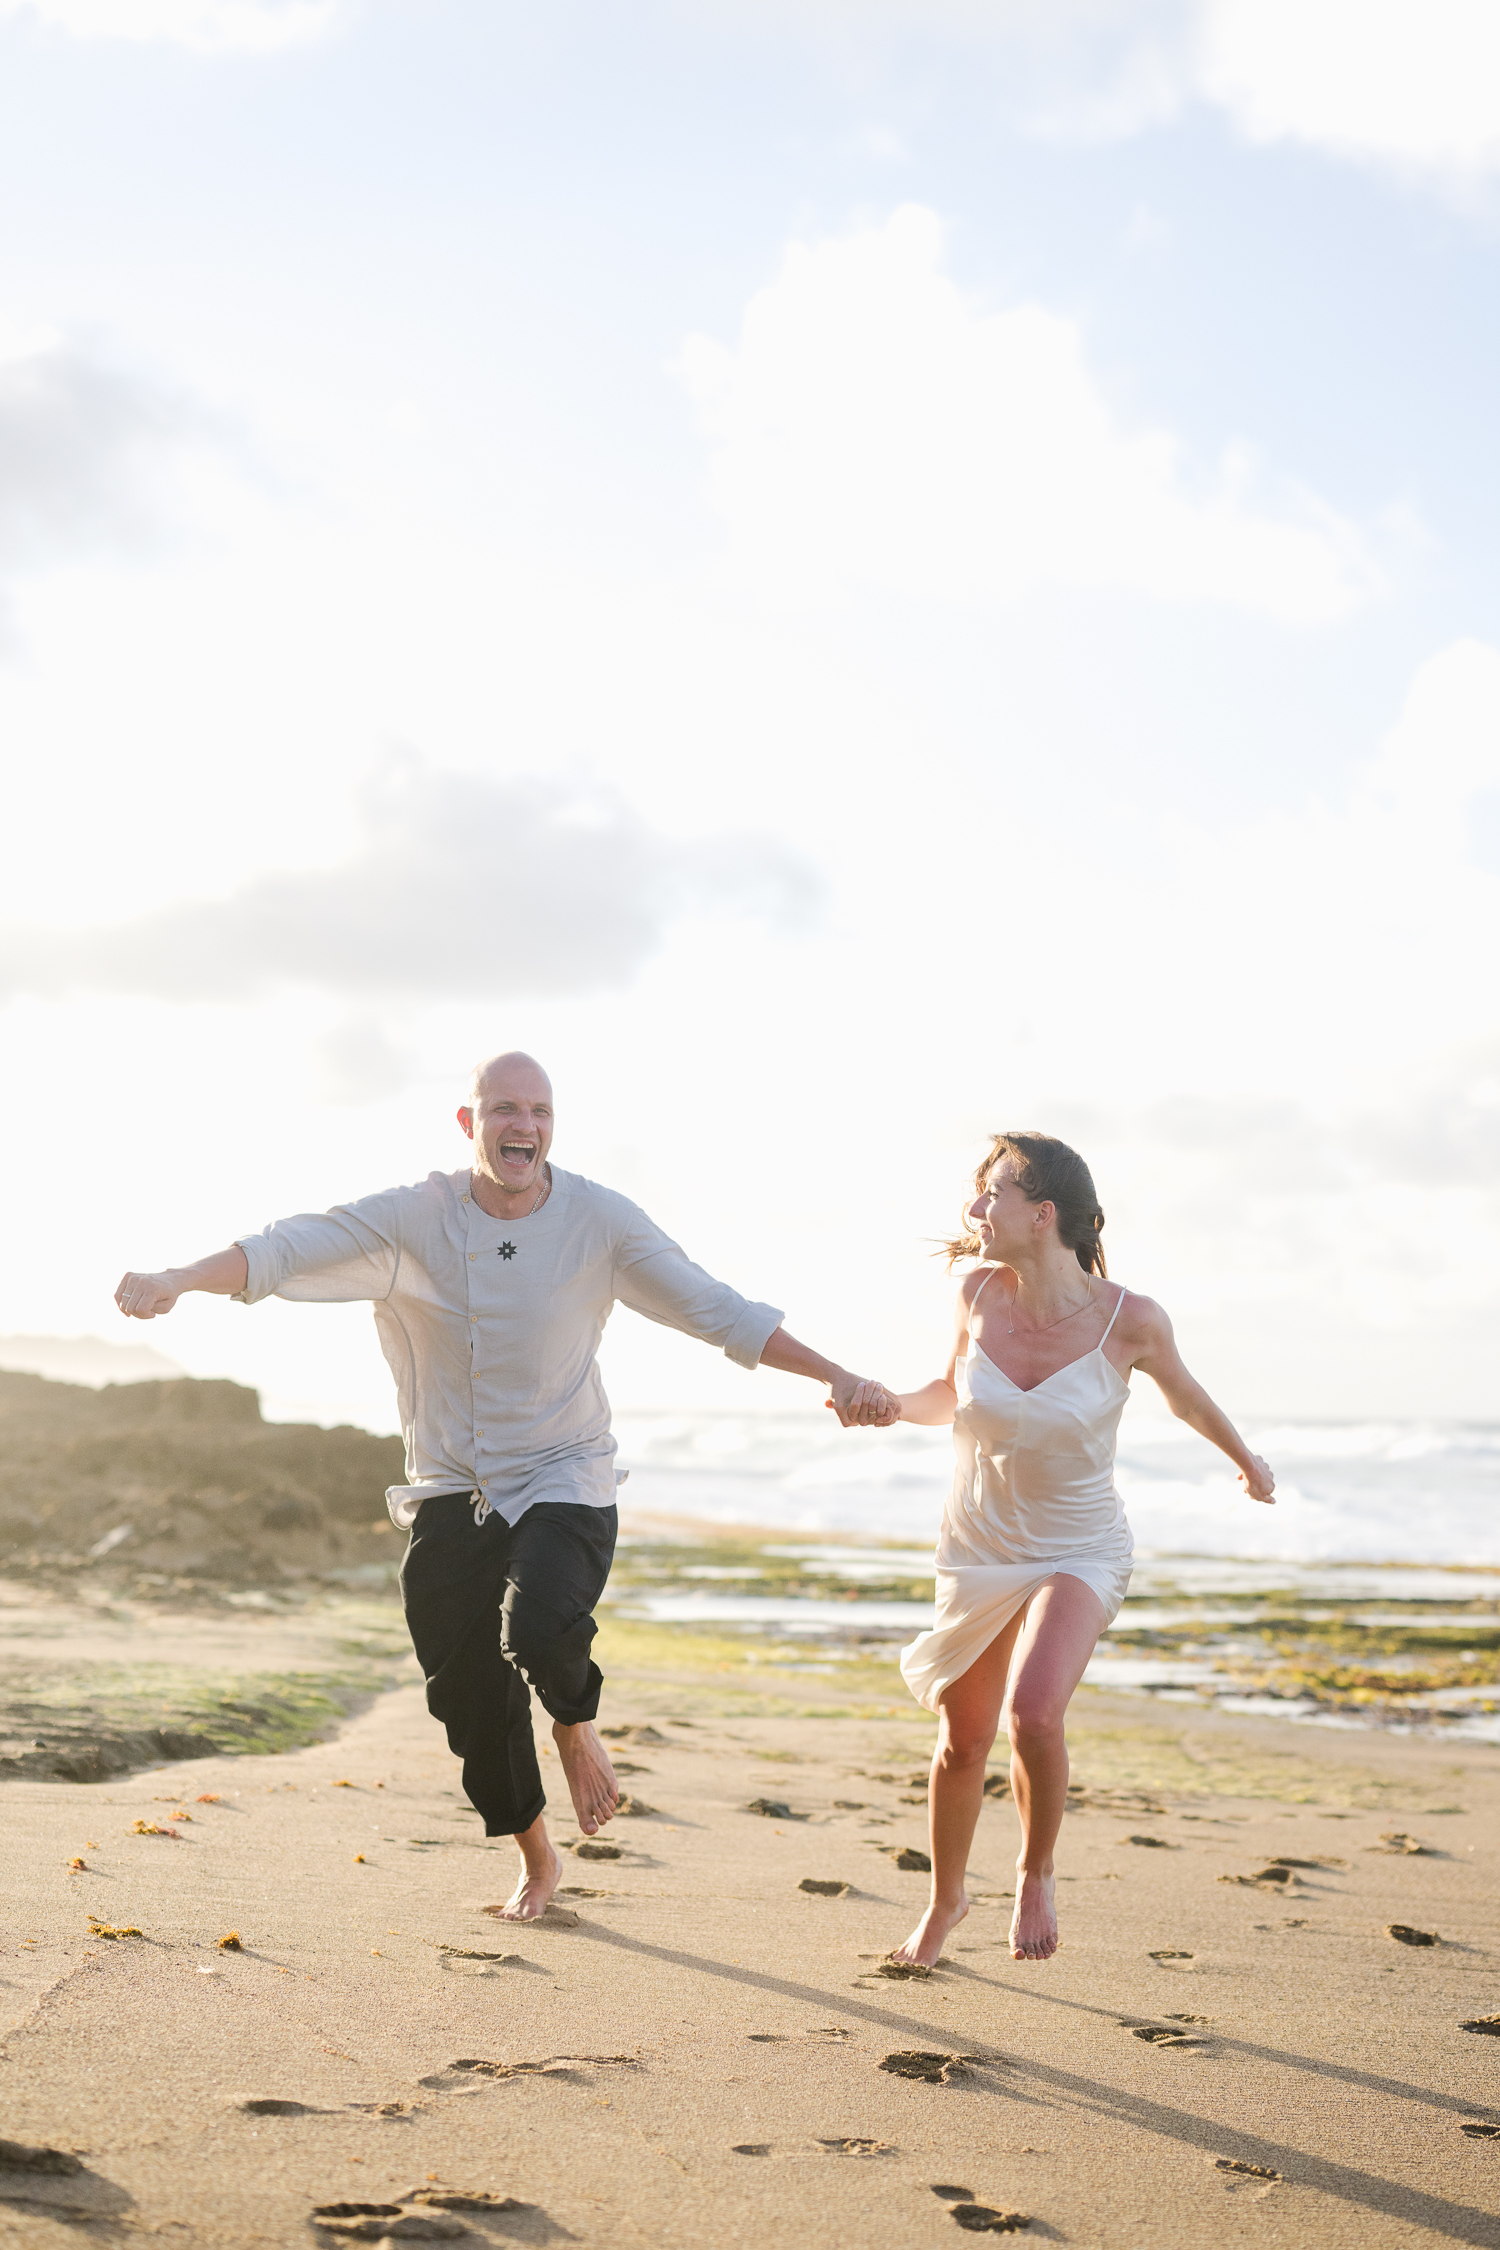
[468,1253,475,1261]
[470,1316,478,1325]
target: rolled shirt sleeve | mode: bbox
[612,1204,782,1369]
[235,1197,401,1306]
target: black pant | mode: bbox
[399,1495,617,1837]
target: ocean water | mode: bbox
[611,1406,1500,1568]
[608,1408,1500,1743]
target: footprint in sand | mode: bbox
[1370,1831,1430,1855]
[558,1885,611,1898]
[614,1796,657,1817]
[931,2184,976,2201]
[799,1878,851,1897]
[1461,2016,1500,2036]
[948,2207,1032,2234]
[745,1798,800,1820]
[1121,1835,1176,1849]
[879,2051,976,2084]
[1148,1949,1194,1964]
[417,2053,638,2090]
[406,2190,529,2214]
[732,2143,772,2156]
[867,1844,931,1871]
[571,1841,620,1861]
[599,1724,669,1744]
[437,1948,543,1978]
[312,2204,464,2240]
[480,1902,580,1927]
[1460,2121,1500,2138]
[1124,2022,1206,2047]
[748,2027,851,2045]
[237,2098,332,2116]
[0,2140,85,2177]
[1386,1924,1439,1947]
[818,2138,896,2156]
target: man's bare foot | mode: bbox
[553,1719,618,1835]
[492,1818,561,1921]
[1010,1868,1057,1960]
[889,1894,968,1970]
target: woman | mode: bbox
[883,1131,1274,1971]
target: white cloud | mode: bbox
[1017,0,1500,187]
[0,758,819,1008]
[1196,0,1500,184]
[675,205,1379,622]
[0,342,199,587]
[685,1,1500,188]
[0,0,339,49]
[1364,636,1500,816]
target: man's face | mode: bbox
[459,1061,554,1199]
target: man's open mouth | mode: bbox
[499,1141,538,1163]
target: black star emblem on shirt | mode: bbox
[497,1241,517,1260]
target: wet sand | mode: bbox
[3,1588,1499,2249]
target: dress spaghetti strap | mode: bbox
[1098,1284,1127,1346]
[968,1268,996,1327]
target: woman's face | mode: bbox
[967,1158,1044,1261]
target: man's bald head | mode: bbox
[467,1050,553,1108]
[459,1052,555,1206]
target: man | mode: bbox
[116,1051,895,1920]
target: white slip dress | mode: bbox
[899,1274,1135,1713]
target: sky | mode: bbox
[1,0,1498,1433]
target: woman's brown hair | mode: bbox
[944,1131,1107,1277]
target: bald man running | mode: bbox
[116,1052,895,1921]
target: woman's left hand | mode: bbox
[1240,1454,1275,1505]
[826,1379,901,1427]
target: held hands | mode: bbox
[114,1271,180,1321]
[825,1372,902,1429]
[1240,1453,1275,1506]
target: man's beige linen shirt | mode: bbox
[235,1166,783,1530]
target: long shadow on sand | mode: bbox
[570,1921,1500,2248]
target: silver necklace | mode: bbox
[1008,1276,1094,1335]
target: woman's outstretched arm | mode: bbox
[1129,1298,1275,1505]
[893,1271,988,1426]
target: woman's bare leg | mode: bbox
[1005,1573,1109,1961]
[889,1615,1024,1969]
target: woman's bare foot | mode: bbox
[491,1817,561,1921]
[553,1719,618,1835]
[889,1894,968,1969]
[1009,1868,1057,1960]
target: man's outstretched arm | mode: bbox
[116,1248,249,1321]
[759,1326,899,1428]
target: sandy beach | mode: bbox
[3,1555,1499,2250]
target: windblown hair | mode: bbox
[944,1131,1107,1278]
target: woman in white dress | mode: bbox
[885,1132,1275,1970]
